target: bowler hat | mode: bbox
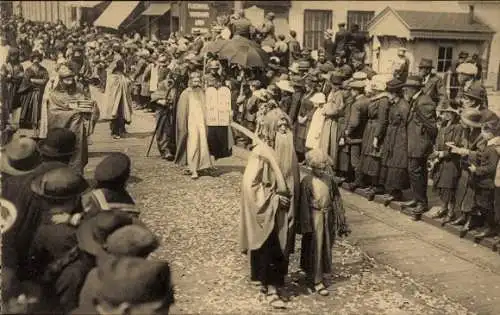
[77,211,134,256]
[105,225,159,257]
[0,136,40,176]
[31,167,89,200]
[37,128,76,158]
[95,254,174,306]
[95,153,131,184]
[460,108,483,128]
[418,58,433,68]
[403,75,424,88]
[463,85,485,101]
[386,78,405,92]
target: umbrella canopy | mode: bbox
[200,39,228,56]
[217,36,269,68]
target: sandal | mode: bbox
[266,293,286,309]
[314,283,329,296]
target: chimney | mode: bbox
[469,5,475,24]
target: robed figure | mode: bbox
[240,108,300,308]
[48,66,99,173]
[150,70,183,160]
[174,72,213,179]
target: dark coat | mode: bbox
[350,31,369,53]
[361,93,389,157]
[294,90,315,153]
[323,39,335,62]
[288,39,301,65]
[432,123,463,189]
[407,92,437,158]
[470,139,500,189]
[345,94,370,141]
[381,97,410,169]
[289,89,304,123]
[421,73,445,104]
[332,29,351,54]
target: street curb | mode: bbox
[232,145,500,255]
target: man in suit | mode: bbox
[323,29,335,62]
[442,51,468,102]
[418,58,445,105]
[401,76,438,219]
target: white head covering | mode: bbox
[310,92,326,104]
[456,63,478,76]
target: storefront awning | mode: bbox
[64,1,104,8]
[94,1,140,29]
[142,3,171,16]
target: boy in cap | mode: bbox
[82,153,138,218]
[72,255,174,315]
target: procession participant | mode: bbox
[151,69,182,160]
[274,34,289,66]
[240,80,261,134]
[430,102,463,222]
[0,47,24,130]
[102,60,133,139]
[305,92,327,151]
[379,79,410,204]
[27,167,91,313]
[82,153,138,219]
[240,109,299,309]
[276,79,294,114]
[401,76,438,219]
[205,72,233,163]
[139,52,154,113]
[323,29,335,62]
[131,50,149,110]
[340,72,370,191]
[449,108,485,235]
[495,145,500,232]
[332,23,351,58]
[68,45,92,96]
[71,254,174,315]
[288,30,301,66]
[466,111,500,238]
[359,75,390,200]
[298,149,349,296]
[351,52,376,80]
[145,54,169,98]
[288,76,305,124]
[17,50,49,133]
[294,76,317,162]
[77,212,159,309]
[47,66,98,173]
[418,59,445,105]
[175,72,212,180]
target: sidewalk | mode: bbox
[233,146,500,314]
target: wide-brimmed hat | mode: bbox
[105,224,159,257]
[37,128,76,158]
[460,108,483,128]
[463,85,485,101]
[456,63,477,76]
[77,211,134,256]
[31,167,89,200]
[386,78,405,92]
[0,137,40,176]
[0,198,18,234]
[310,92,326,104]
[403,75,424,88]
[276,80,295,93]
[95,153,131,184]
[418,58,433,68]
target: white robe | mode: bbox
[306,106,326,150]
[187,91,212,172]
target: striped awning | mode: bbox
[142,3,171,16]
[94,1,139,29]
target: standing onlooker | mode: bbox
[392,47,409,82]
[332,23,351,58]
[0,47,24,133]
[288,30,301,66]
[349,24,368,56]
[418,59,445,105]
[323,29,335,63]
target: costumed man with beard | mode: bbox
[151,68,183,161]
[240,108,299,309]
[102,60,133,139]
[175,72,213,180]
[47,66,99,174]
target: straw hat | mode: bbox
[276,80,295,93]
[310,92,326,104]
[456,63,477,76]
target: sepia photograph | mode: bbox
[0,0,500,314]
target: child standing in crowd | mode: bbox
[305,92,327,151]
[298,149,350,296]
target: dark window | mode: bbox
[437,46,453,72]
[303,10,332,50]
[347,10,375,32]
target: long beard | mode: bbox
[274,131,296,180]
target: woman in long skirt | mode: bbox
[18,51,49,136]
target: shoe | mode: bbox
[164,153,174,161]
[451,214,466,226]
[402,199,417,208]
[431,207,448,219]
[412,204,429,215]
[459,216,472,238]
[366,189,376,201]
[475,228,497,239]
[346,183,358,191]
[441,213,456,226]
[381,194,394,206]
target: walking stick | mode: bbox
[145,116,161,157]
